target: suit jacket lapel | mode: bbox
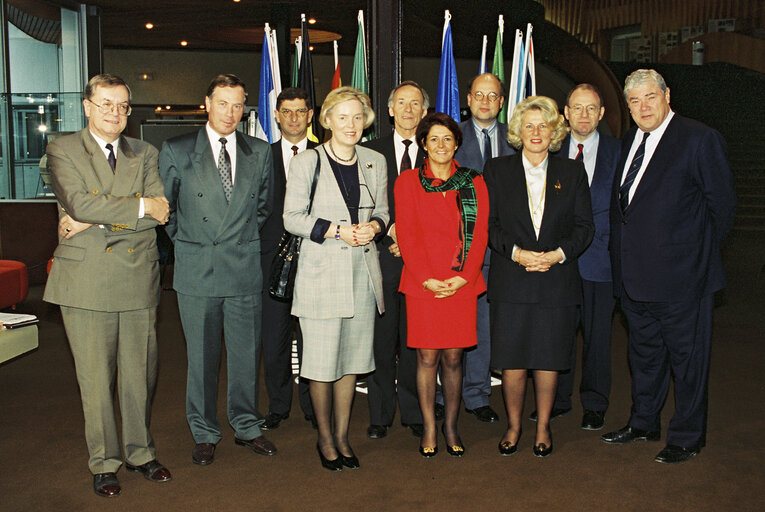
[511,157,538,239]
[626,116,678,213]
[81,129,114,192]
[538,158,561,243]
[191,128,229,206]
[111,135,141,196]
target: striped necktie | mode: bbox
[619,132,650,213]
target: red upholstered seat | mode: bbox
[0,260,29,309]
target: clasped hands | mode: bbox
[58,196,169,240]
[514,248,563,272]
[423,276,468,298]
[337,221,379,247]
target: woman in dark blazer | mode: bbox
[483,96,594,457]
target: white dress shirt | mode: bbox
[569,131,600,185]
[280,136,308,179]
[620,111,675,203]
[206,123,238,183]
[393,130,417,173]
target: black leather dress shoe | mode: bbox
[403,423,424,438]
[262,411,289,430]
[93,472,121,498]
[366,424,388,439]
[654,445,699,464]
[317,444,342,471]
[125,460,172,482]
[601,425,661,444]
[581,410,605,430]
[529,407,571,422]
[235,435,278,455]
[434,403,445,421]
[465,405,499,423]
[192,443,216,465]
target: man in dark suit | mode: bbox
[601,69,736,463]
[260,87,317,430]
[160,74,275,466]
[45,74,172,497]
[447,73,515,423]
[362,81,428,439]
[543,84,621,430]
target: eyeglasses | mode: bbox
[279,108,310,117]
[88,99,132,116]
[471,91,501,103]
[568,104,600,116]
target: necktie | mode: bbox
[482,128,492,165]
[575,143,584,161]
[619,132,650,213]
[291,145,299,156]
[105,143,116,172]
[400,139,412,174]
[218,137,233,203]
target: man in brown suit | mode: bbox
[44,74,171,498]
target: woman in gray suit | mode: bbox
[283,87,389,471]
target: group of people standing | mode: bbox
[44,65,736,497]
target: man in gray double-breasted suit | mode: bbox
[160,74,275,466]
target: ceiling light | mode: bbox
[145,23,154,29]
[308,18,316,24]
[180,40,188,47]
[199,105,205,109]
[165,105,171,110]
[309,45,314,51]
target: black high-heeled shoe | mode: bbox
[317,444,343,471]
[533,431,553,458]
[339,451,360,469]
[418,444,438,458]
[441,424,465,457]
[498,430,521,456]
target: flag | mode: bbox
[350,10,369,94]
[269,26,283,96]
[256,24,279,143]
[507,28,525,114]
[291,36,301,88]
[297,14,319,142]
[436,10,460,122]
[331,40,342,90]
[525,23,537,97]
[479,34,488,74]
[491,15,507,123]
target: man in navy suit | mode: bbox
[543,84,621,430]
[446,73,515,423]
[362,81,428,439]
[260,87,317,431]
[601,69,736,463]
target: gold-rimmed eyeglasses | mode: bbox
[88,99,132,116]
[279,108,310,118]
[471,91,501,103]
[568,104,600,116]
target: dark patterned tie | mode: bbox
[400,139,412,174]
[218,137,233,203]
[619,132,650,213]
[105,143,116,172]
[482,128,492,165]
[575,143,584,161]
[291,145,299,156]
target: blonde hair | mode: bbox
[507,95,568,152]
[319,86,375,130]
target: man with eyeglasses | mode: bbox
[531,84,621,431]
[259,87,317,431]
[44,73,172,497]
[447,73,515,424]
[159,74,275,467]
[362,81,428,439]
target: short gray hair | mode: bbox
[624,69,667,100]
[386,80,430,111]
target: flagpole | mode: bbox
[525,23,536,96]
[479,35,487,74]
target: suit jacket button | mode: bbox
[237,241,242,245]
[203,217,208,222]
[135,192,141,197]
[251,193,256,198]
[622,220,627,225]
[364,248,370,253]
[92,189,98,194]
[213,241,219,246]
[106,247,112,253]
[128,248,134,253]
[198,192,203,197]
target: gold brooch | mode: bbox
[554,180,561,191]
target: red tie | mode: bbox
[291,145,299,156]
[575,143,584,161]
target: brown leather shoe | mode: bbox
[125,460,172,482]
[192,443,217,465]
[93,472,121,497]
[235,435,277,456]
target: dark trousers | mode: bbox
[555,279,615,411]
[367,248,421,426]
[260,253,313,418]
[621,291,714,449]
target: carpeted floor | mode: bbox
[1,230,764,512]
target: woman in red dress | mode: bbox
[394,113,489,457]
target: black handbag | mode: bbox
[268,149,321,302]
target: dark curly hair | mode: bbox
[415,112,463,151]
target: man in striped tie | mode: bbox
[602,69,737,464]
